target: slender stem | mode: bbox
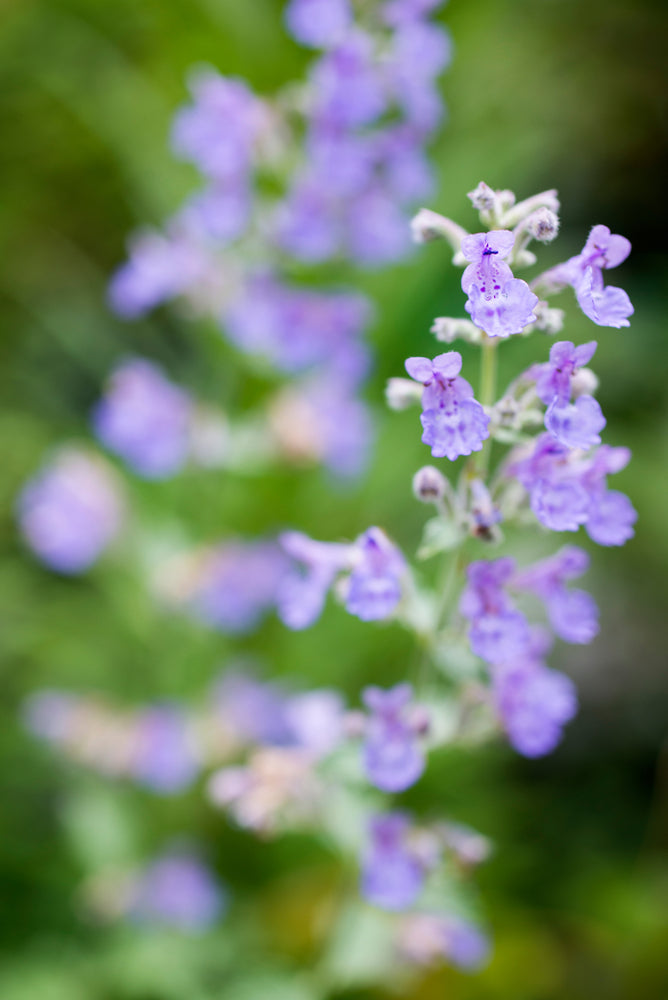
[477,335,498,479]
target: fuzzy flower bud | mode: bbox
[412,465,447,503]
[386,377,423,410]
[524,207,559,243]
[467,181,496,212]
[430,317,483,345]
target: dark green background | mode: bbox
[1,0,667,997]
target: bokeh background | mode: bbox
[1,0,668,997]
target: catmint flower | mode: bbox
[540,224,633,328]
[171,69,263,181]
[530,341,605,450]
[214,669,293,747]
[397,913,491,970]
[345,527,406,621]
[284,690,345,757]
[189,541,288,635]
[413,465,447,503]
[108,228,210,319]
[361,684,426,792]
[387,21,452,130]
[17,448,124,574]
[128,849,227,931]
[459,558,531,664]
[511,546,599,644]
[524,207,559,243]
[491,629,577,757]
[361,813,426,911]
[404,352,490,460]
[92,357,193,479]
[310,33,386,129]
[508,434,637,545]
[461,231,538,337]
[278,528,404,628]
[460,231,538,335]
[284,0,352,49]
[346,188,413,266]
[269,376,374,479]
[131,705,199,794]
[383,0,443,28]
[277,532,353,630]
[469,479,502,540]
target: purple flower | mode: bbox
[459,558,531,664]
[171,69,262,182]
[397,912,491,971]
[362,684,426,792]
[508,434,637,545]
[285,689,345,756]
[380,126,435,202]
[306,126,376,198]
[17,449,124,574]
[277,527,404,629]
[542,224,633,328]
[275,177,341,263]
[177,183,252,245]
[310,33,386,129]
[405,352,490,460]
[131,705,199,794]
[383,0,445,28]
[511,546,599,644]
[108,229,210,319]
[92,358,193,479]
[386,21,452,130]
[346,188,414,266]
[531,341,605,450]
[190,541,288,634]
[214,669,293,746]
[277,531,353,630]
[361,813,426,911]
[129,849,226,931]
[285,0,352,48]
[345,527,405,621]
[223,275,372,375]
[491,631,578,757]
[461,231,538,337]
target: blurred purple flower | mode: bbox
[131,705,199,794]
[285,0,353,49]
[190,540,288,634]
[511,546,599,645]
[92,357,193,479]
[361,813,426,911]
[310,33,387,129]
[397,912,491,971]
[129,848,227,931]
[108,228,210,318]
[345,527,406,621]
[459,558,531,664]
[362,683,426,792]
[531,341,605,450]
[491,629,578,757]
[17,448,123,574]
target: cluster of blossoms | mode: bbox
[103,0,451,480]
[19,182,636,978]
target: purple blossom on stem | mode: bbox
[459,558,531,664]
[461,231,538,338]
[491,629,577,757]
[508,434,637,545]
[310,33,387,129]
[17,449,124,574]
[361,683,426,792]
[92,358,193,479]
[397,912,491,971]
[108,229,210,318]
[541,224,633,328]
[129,849,226,931]
[531,341,605,450]
[284,0,353,49]
[131,705,199,794]
[171,70,263,182]
[361,813,426,911]
[405,352,490,460]
[511,546,599,644]
[190,541,288,635]
[345,527,406,621]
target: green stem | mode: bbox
[477,335,498,479]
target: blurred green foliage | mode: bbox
[1,0,668,997]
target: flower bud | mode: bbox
[532,301,565,334]
[525,208,559,243]
[385,377,423,410]
[467,181,496,212]
[571,366,599,398]
[431,316,483,345]
[412,465,447,503]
